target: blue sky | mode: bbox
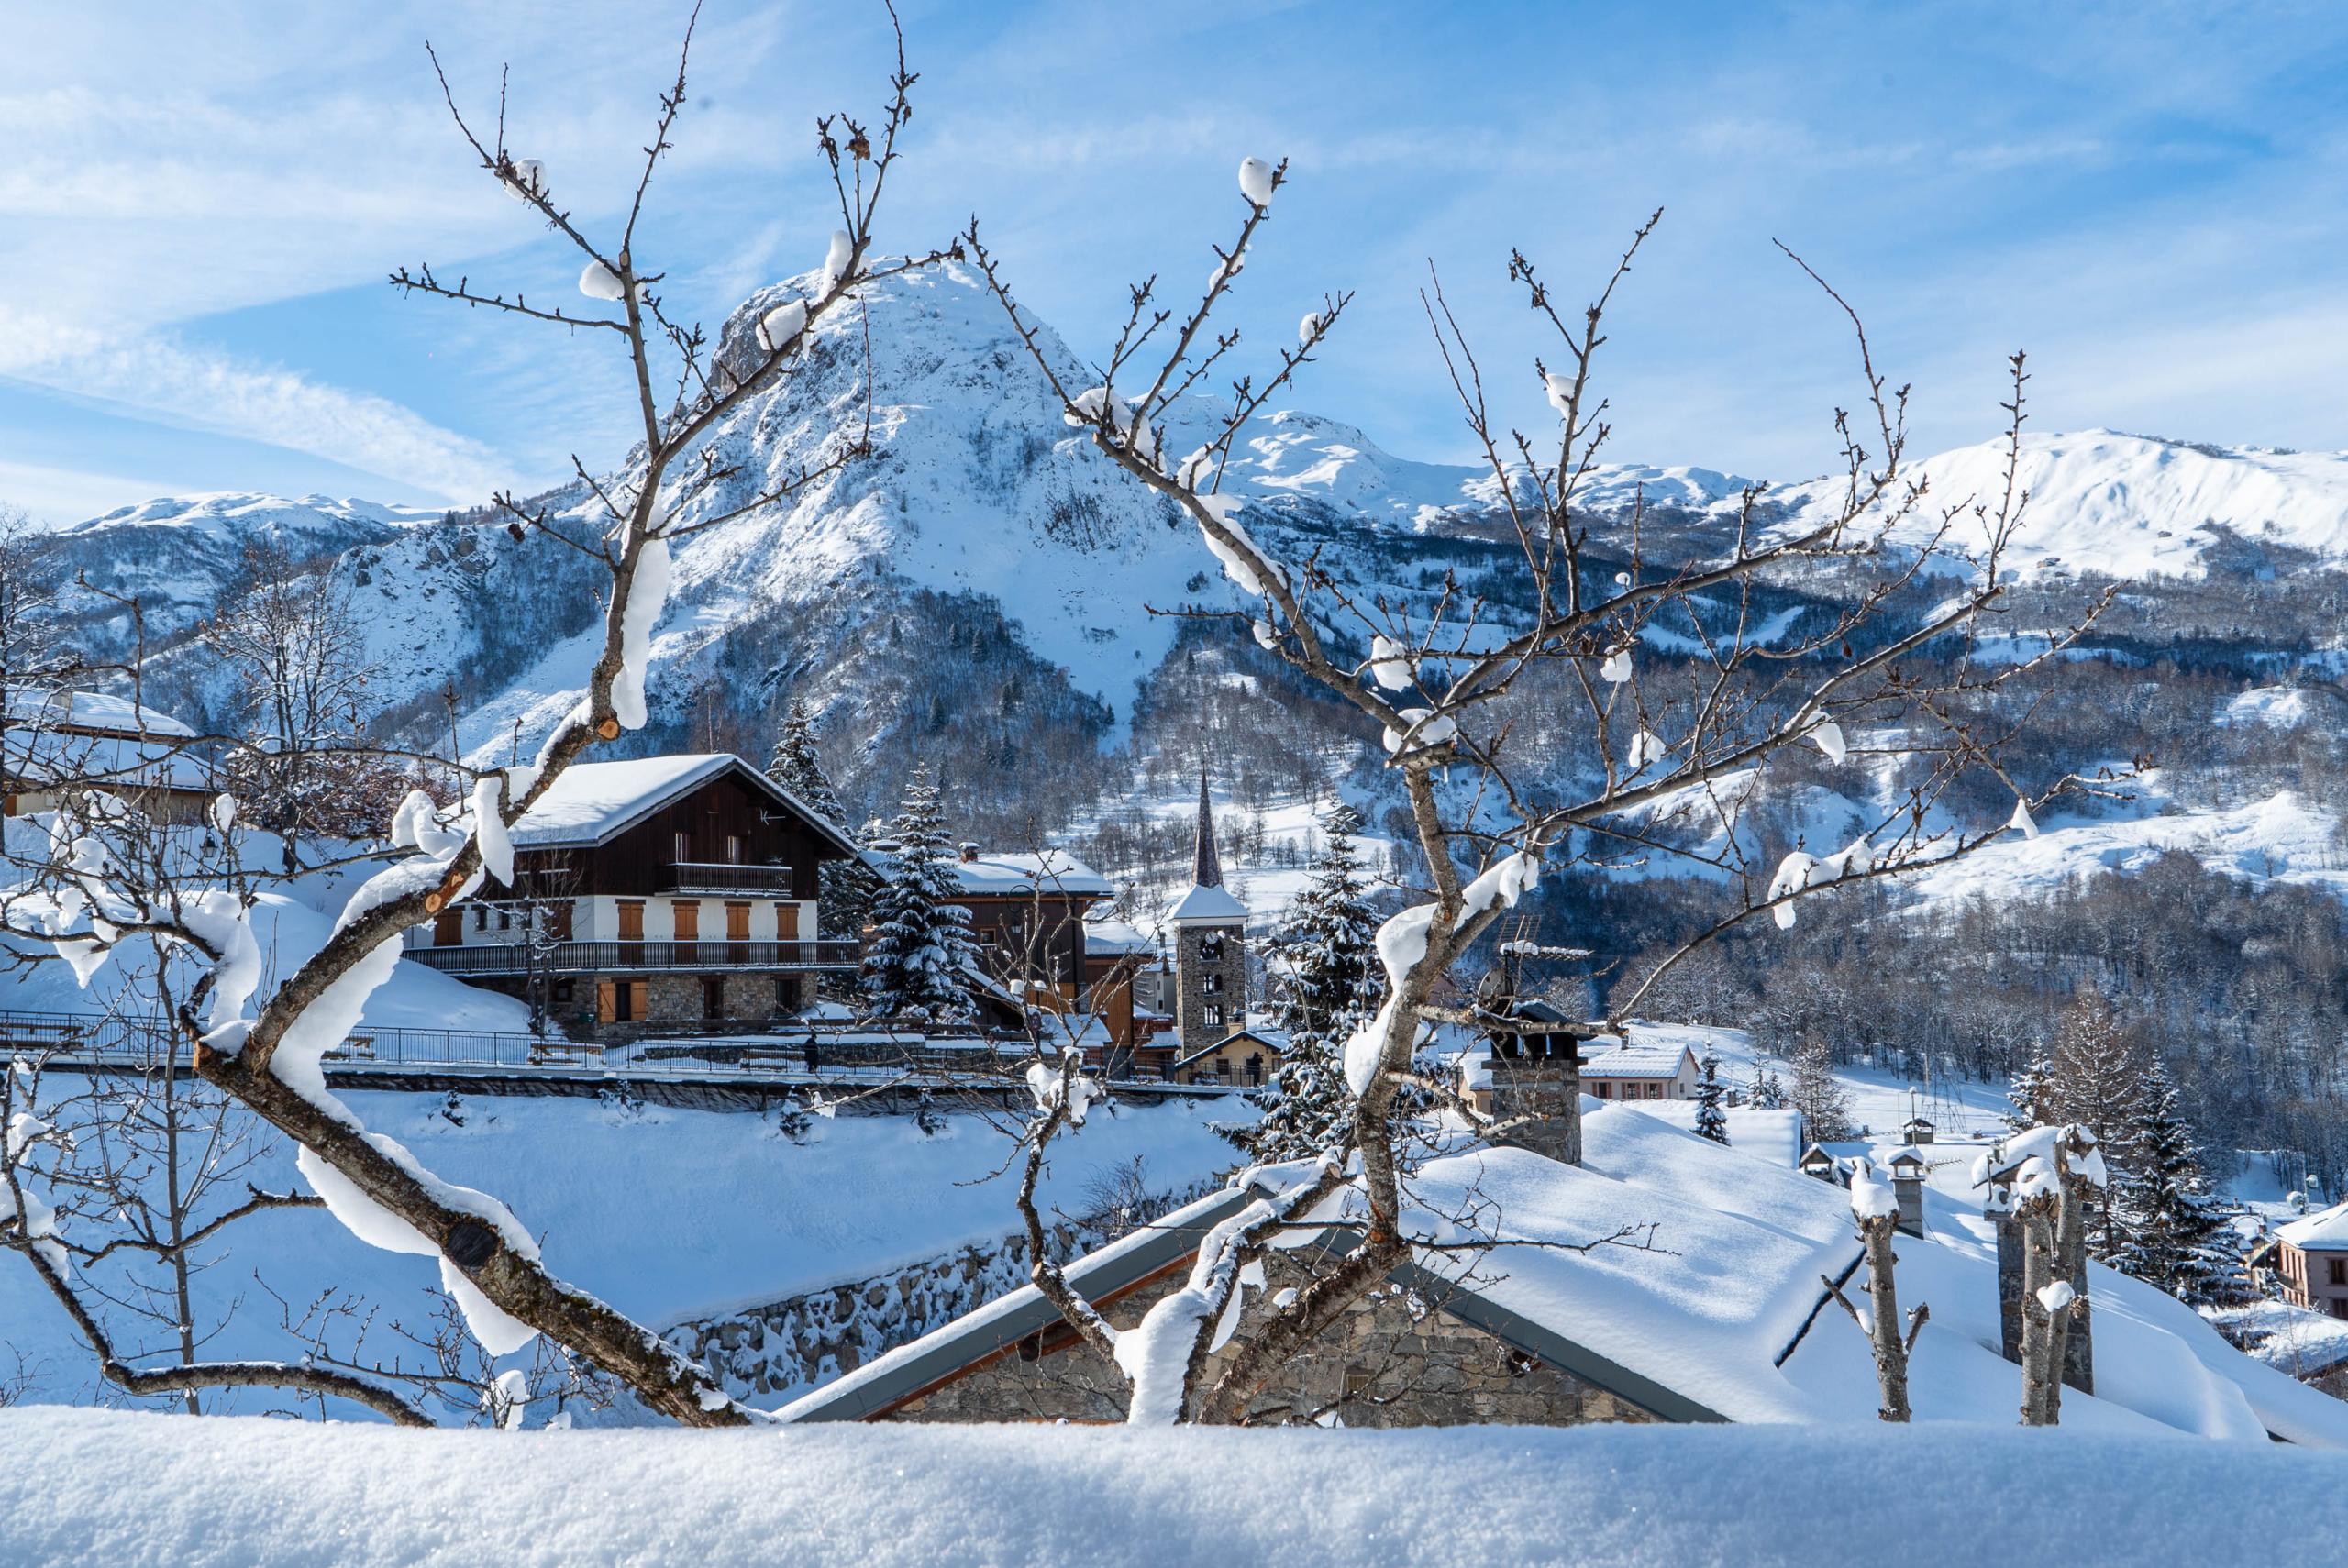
[5,0,2346,525]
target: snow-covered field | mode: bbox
[6,1408,2344,1567]
[0,1090,1245,1412]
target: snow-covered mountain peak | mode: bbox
[66,492,440,539]
[1762,428,2348,582]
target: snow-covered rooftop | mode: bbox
[1581,1045,1694,1080]
[783,1100,2348,1444]
[2278,1198,2348,1252]
[946,850,1112,899]
[508,754,858,855]
[1168,882,1247,924]
[1,728,208,792]
[5,688,194,738]
[1083,918,1157,955]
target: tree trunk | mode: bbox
[1858,1215,1911,1422]
[2019,1203,2059,1425]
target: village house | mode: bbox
[2,689,211,824]
[1170,1023,1286,1088]
[402,754,860,1034]
[1578,1040,1700,1102]
[945,846,1113,1006]
[2272,1201,2348,1319]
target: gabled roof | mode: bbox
[1083,918,1157,955]
[1172,1027,1288,1072]
[509,754,860,856]
[774,1104,2348,1444]
[5,688,195,739]
[1581,1044,1695,1079]
[2279,1199,2348,1253]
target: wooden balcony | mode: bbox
[659,860,797,896]
[408,939,859,977]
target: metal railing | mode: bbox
[406,939,860,977]
[0,1006,1240,1093]
[658,862,796,896]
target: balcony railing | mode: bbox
[408,939,859,977]
[659,861,796,896]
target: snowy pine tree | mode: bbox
[1750,1066,1787,1110]
[1789,1039,1855,1141]
[1695,1053,1731,1144]
[2006,1051,2057,1133]
[2111,1060,2251,1305]
[2043,988,2146,1255]
[857,767,980,1026]
[767,698,879,940]
[1232,804,1382,1163]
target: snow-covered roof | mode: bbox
[508,754,860,855]
[1581,1045,1694,1079]
[945,850,1112,899]
[5,688,194,738]
[2277,1199,2348,1253]
[2,728,209,792]
[780,1102,2348,1442]
[1084,918,1157,955]
[1173,1027,1288,1071]
[1634,1104,1804,1169]
[1168,882,1247,925]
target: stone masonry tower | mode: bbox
[1169,773,1248,1053]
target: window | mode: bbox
[673,831,692,863]
[1199,936,1224,961]
[1646,1082,1663,1099]
[725,901,750,941]
[2332,1297,2348,1321]
[496,909,513,932]
[616,900,646,942]
[473,906,489,932]
[1203,973,1224,995]
[552,979,575,1005]
[1593,1082,1611,1099]
[1204,1004,1224,1028]
[702,977,725,1020]
[776,903,801,940]
[672,900,701,941]
[725,834,743,865]
[2329,1258,2345,1287]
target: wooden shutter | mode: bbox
[627,981,648,1021]
[433,907,464,947]
[776,903,801,940]
[725,901,750,941]
[595,980,617,1023]
[617,900,645,941]
[672,900,700,941]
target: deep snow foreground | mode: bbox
[2,1408,2341,1568]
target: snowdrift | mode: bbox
[3,1407,2342,1568]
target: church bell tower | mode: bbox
[1169,772,1247,1052]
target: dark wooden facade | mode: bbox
[494,768,833,902]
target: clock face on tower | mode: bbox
[1199,935,1224,961]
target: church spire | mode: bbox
[1192,769,1224,889]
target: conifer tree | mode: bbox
[2111,1060,2250,1305]
[2005,1052,2057,1133]
[2043,987,2146,1255]
[857,767,980,1025]
[1232,804,1381,1163]
[1789,1038,1856,1141]
[767,698,878,940]
[1694,1052,1731,1144]
[1750,1065,1787,1111]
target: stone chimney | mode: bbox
[1888,1149,1927,1237]
[1486,1032,1582,1166]
[958,842,980,863]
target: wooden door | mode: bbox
[725,901,750,941]
[434,907,463,946]
[596,980,617,1023]
[617,900,645,941]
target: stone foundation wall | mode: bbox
[886,1250,1657,1427]
[667,1181,1215,1403]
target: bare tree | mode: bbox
[7,3,942,1426]
[201,536,409,875]
[961,155,2108,1421]
[1824,1158,1927,1421]
[2009,1123,2102,1426]
[0,502,64,698]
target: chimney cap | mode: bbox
[958,842,980,862]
